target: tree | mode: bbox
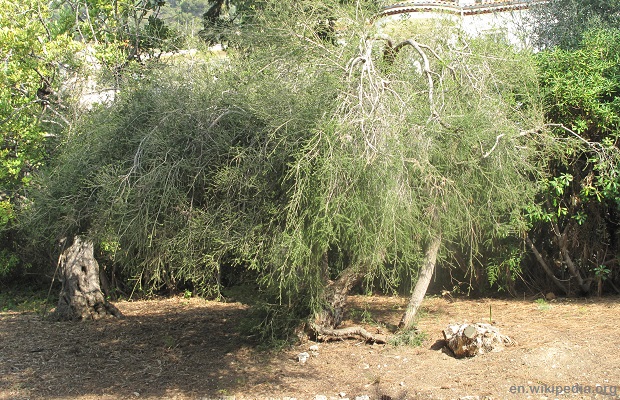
[528,0,620,49]
[275,32,549,338]
[53,236,122,320]
[24,2,549,340]
[0,0,79,278]
[526,28,620,295]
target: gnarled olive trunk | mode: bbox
[52,236,122,321]
[310,264,386,343]
[314,265,366,328]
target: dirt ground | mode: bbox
[1,294,619,400]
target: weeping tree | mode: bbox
[22,2,552,335]
[265,30,554,340]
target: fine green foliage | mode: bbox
[24,2,551,340]
[22,2,351,295]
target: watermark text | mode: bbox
[509,383,617,396]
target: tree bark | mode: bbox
[52,236,122,321]
[314,265,366,328]
[399,234,441,331]
[309,264,386,343]
[525,235,569,295]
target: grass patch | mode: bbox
[388,328,428,347]
[0,284,54,313]
[534,298,551,311]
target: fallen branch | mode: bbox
[309,322,387,344]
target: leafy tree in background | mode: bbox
[0,0,79,277]
[1,0,184,280]
[527,28,620,295]
[528,0,620,49]
[51,0,183,61]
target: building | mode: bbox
[377,0,540,46]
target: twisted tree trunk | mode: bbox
[52,236,122,321]
[310,264,386,343]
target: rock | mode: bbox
[339,393,347,398]
[309,344,320,352]
[297,352,310,363]
[443,323,516,358]
[315,396,328,400]
[545,292,556,301]
[355,396,370,400]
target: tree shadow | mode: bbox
[0,300,307,399]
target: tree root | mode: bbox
[309,322,387,344]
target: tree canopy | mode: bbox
[19,0,563,340]
[4,0,620,344]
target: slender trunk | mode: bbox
[556,225,591,293]
[53,236,122,321]
[525,235,569,295]
[399,235,441,331]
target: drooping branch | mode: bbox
[482,133,505,158]
[386,39,436,116]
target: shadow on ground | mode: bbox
[0,298,304,399]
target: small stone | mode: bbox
[297,352,310,363]
[133,393,140,397]
[355,396,370,400]
[545,292,556,301]
[339,392,347,398]
[315,395,328,400]
[309,344,320,352]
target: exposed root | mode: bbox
[309,322,387,344]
